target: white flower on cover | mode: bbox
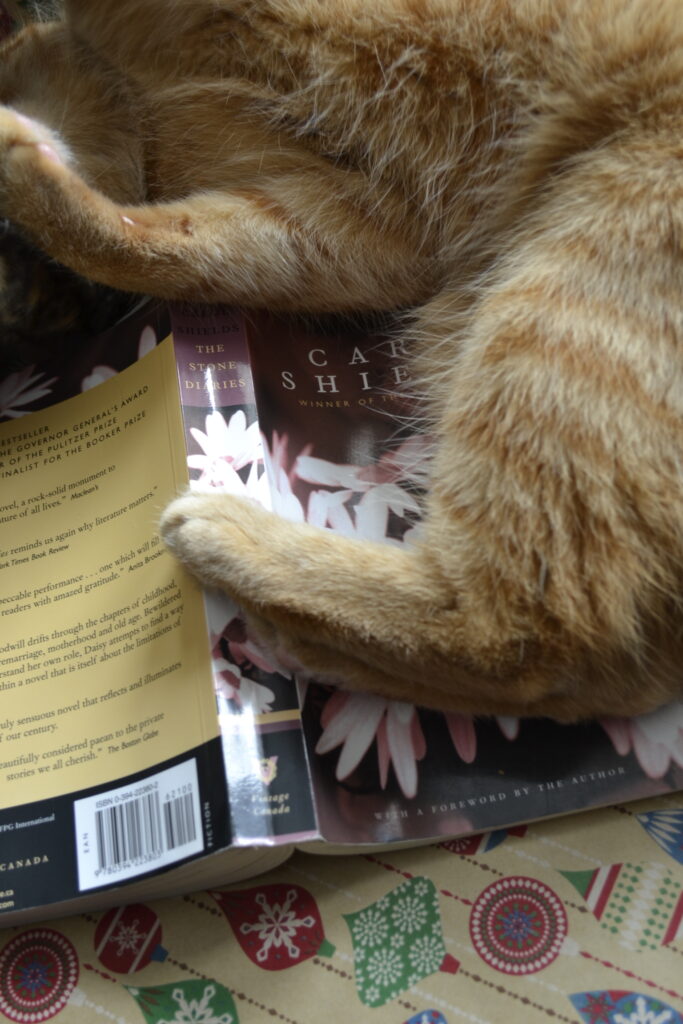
[444,713,477,763]
[496,716,520,740]
[315,691,426,799]
[137,325,157,357]
[188,410,267,500]
[613,995,675,1024]
[295,454,372,490]
[311,483,419,544]
[0,365,56,418]
[82,324,158,391]
[316,691,519,797]
[294,446,421,543]
[213,656,276,713]
[296,435,432,490]
[157,983,233,1024]
[261,430,305,521]
[236,675,276,713]
[600,701,683,779]
[204,590,240,644]
[81,365,117,390]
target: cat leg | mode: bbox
[0,106,430,311]
[161,139,683,721]
[160,491,578,718]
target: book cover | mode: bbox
[241,310,683,846]
[0,306,233,917]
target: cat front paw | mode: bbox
[160,490,273,593]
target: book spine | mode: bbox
[168,305,318,846]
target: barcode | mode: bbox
[74,759,204,890]
[163,791,197,849]
[94,789,198,870]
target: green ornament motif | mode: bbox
[126,979,239,1024]
[560,862,683,951]
[344,876,455,1008]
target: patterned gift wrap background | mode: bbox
[0,794,682,1023]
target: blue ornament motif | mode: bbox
[637,810,683,865]
[403,1013,447,1024]
[570,990,683,1024]
[405,1011,448,1019]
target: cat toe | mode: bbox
[160,491,258,540]
[159,491,224,554]
[0,107,69,163]
[0,108,72,213]
[159,491,262,583]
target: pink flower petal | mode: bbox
[671,731,683,768]
[315,693,384,759]
[385,708,419,798]
[138,325,157,357]
[335,700,388,779]
[229,637,282,675]
[411,713,427,760]
[599,717,633,756]
[376,717,390,789]
[189,426,213,456]
[326,500,357,537]
[295,455,369,489]
[496,716,520,741]
[354,490,390,541]
[445,713,477,763]
[307,490,333,528]
[82,366,116,390]
[320,690,350,729]
[632,726,672,779]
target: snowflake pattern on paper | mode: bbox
[127,980,238,1024]
[391,892,430,934]
[211,883,334,970]
[238,890,316,964]
[110,921,145,957]
[158,984,233,1024]
[344,877,448,1007]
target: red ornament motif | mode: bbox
[441,826,528,857]
[211,883,334,970]
[441,835,487,856]
[470,876,567,975]
[94,904,166,973]
[0,929,79,1022]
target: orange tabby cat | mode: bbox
[2,0,683,720]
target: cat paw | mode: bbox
[0,106,72,212]
[0,107,68,167]
[160,491,275,594]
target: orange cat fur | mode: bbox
[2,0,683,720]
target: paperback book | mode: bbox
[0,300,681,926]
